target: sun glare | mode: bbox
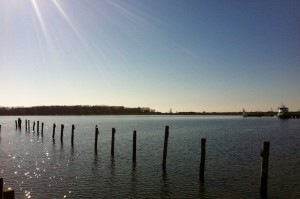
[29,0,90,58]
[30,0,49,42]
[51,0,82,40]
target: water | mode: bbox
[0,116,299,198]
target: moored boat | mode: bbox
[277,104,290,119]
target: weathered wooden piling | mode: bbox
[3,189,14,199]
[18,118,21,129]
[260,141,270,197]
[0,125,1,134]
[37,121,39,133]
[1,178,14,199]
[1,177,3,199]
[199,138,206,182]
[41,122,44,136]
[162,126,169,170]
[71,124,75,145]
[33,122,35,132]
[52,124,56,139]
[60,124,64,142]
[15,121,17,130]
[133,130,137,163]
[28,120,30,132]
[95,125,99,152]
[25,120,27,132]
[111,128,116,156]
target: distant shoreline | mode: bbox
[0,105,244,116]
[1,105,299,116]
[0,113,243,116]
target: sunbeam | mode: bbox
[30,0,49,43]
[51,0,85,44]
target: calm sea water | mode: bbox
[0,116,299,199]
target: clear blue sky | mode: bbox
[0,0,299,112]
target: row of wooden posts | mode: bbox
[15,119,166,167]
[10,118,270,197]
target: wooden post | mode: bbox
[0,125,1,134]
[95,125,99,152]
[25,120,27,132]
[162,126,169,170]
[15,121,17,130]
[28,120,30,132]
[33,122,35,132]
[3,189,14,199]
[199,138,206,182]
[260,141,270,197]
[1,177,3,199]
[133,130,137,163]
[60,124,64,142]
[52,124,56,139]
[18,118,21,129]
[37,121,39,133]
[41,122,44,136]
[71,124,75,145]
[111,128,116,156]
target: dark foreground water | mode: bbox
[0,116,299,199]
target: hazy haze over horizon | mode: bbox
[1,0,299,112]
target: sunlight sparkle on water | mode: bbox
[25,190,31,198]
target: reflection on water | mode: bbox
[60,140,64,151]
[128,163,138,198]
[161,171,171,198]
[92,154,99,173]
[110,157,116,183]
[0,116,300,198]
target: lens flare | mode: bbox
[51,0,84,42]
[30,0,49,42]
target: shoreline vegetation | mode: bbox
[0,105,242,116]
[0,105,292,116]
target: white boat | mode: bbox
[277,104,289,119]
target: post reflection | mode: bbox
[92,154,99,175]
[160,170,171,198]
[60,140,64,150]
[110,157,115,173]
[71,144,74,155]
[129,163,138,197]
[199,181,206,199]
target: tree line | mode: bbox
[0,105,158,115]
